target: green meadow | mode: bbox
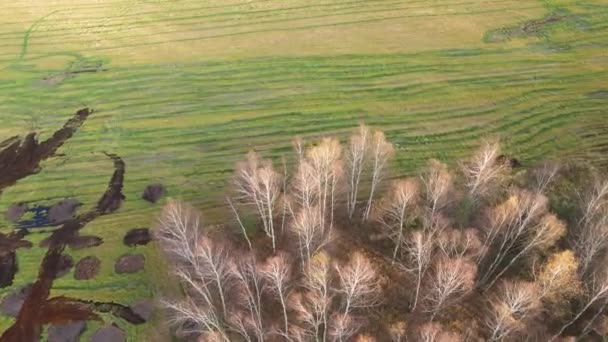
[0,0,607,339]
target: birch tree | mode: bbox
[416,323,464,342]
[422,257,476,321]
[420,159,452,230]
[477,190,565,288]
[303,252,334,341]
[260,253,293,337]
[364,130,395,220]
[485,281,540,341]
[536,250,582,316]
[346,124,370,217]
[336,252,380,315]
[402,231,435,310]
[552,268,608,340]
[570,178,608,277]
[460,139,506,205]
[290,205,332,266]
[437,228,483,260]
[229,255,265,341]
[306,138,344,228]
[234,151,282,251]
[328,313,358,342]
[375,178,420,262]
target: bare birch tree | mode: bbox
[552,268,608,340]
[346,124,370,217]
[529,161,560,193]
[155,199,202,268]
[460,139,506,204]
[416,323,464,342]
[234,151,282,251]
[485,281,540,341]
[437,228,483,260]
[422,257,476,321]
[293,136,305,163]
[477,190,565,288]
[336,252,380,315]
[293,160,318,211]
[194,238,233,315]
[364,130,395,220]
[163,293,229,341]
[570,178,608,277]
[302,252,334,341]
[388,321,407,342]
[328,313,358,342]
[229,255,265,341]
[375,178,420,261]
[156,200,233,339]
[306,137,344,228]
[420,159,452,230]
[260,253,293,337]
[290,205,332,266]
[402,231,435,310]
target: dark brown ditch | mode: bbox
[0,230,32,288]
[0,108,91,193]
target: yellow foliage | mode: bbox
[538,250,583,313]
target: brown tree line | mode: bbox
[154,125,608,341]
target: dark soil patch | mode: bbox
[142,184,166,203]
[130,299,154,322]
[0,253,18,288]
[5,203,27,222]
[41,234,103,250]
[123,228,151,246]
[68,235,103,250]
[74,256,101,280]
[0,284,32,317]
[47,320,86,342]
[497,154,522,168]
[90,324,125,342]
[53,254,74,279]
[114,254,145,274]
[48,199,82,224]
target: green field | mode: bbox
[0,0,607,339]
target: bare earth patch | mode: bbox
[0,284,32,317]
[114,254,145,274]
[90,324,125,342]
[123,228,151,247]
[74,256,101,280]
[47,320,86,342]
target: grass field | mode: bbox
[0,0,607,339]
